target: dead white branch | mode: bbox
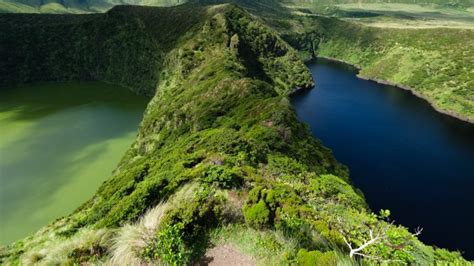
[339,222,423,260]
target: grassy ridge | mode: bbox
[0,4,470,265]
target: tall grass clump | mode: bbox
[20,228,112,265]
[109,183,203,264]
[109,202,169,265]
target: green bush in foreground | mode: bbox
[145,222,189,265]
[297,249,336,266]
[243,199,271,228]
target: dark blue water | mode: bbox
[291,59,474,258]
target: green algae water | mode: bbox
[0,82,148,245]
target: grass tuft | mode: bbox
[110,202,169,264]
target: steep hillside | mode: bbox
[0,4,206,95]
[0,4,469,264]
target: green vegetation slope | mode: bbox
[0,4,470,264]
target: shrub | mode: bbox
[155,222,189,265]
[141,222,190,265]
[296,249,336,266]
[141,183,223,264]
[243,199,271,228]
[201,165,243,189]
[311,175,366,209]
[434,248,464,262]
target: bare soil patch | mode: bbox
[198,244,256,266]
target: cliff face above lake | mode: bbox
[0,4,469,264]
[279,16,474,123]
[319,24,474,123]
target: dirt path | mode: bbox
[199,244,256,266]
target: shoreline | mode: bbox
[315,55,474,124]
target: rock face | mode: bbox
[0,4,469,265]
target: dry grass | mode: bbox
[108,183,200,264]
[109,203,169,265]
[20,228,112,265]
[18,184,203,265]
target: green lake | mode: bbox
[0,82,148,245]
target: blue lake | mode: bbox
[291,58,474,258]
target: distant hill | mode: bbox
[2,0,472,13]
[283,0,474,8]
[0,0,186,13]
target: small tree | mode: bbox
[336,210,423,262]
